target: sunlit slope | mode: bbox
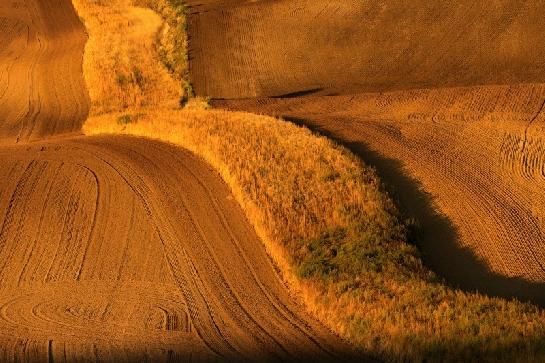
[0,0,354,361]
[0,0,89,142]
[219,84,545,304]
[189,0,545,98]
[189,0,545,303]
[0,137,353,361]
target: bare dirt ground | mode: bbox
[0,0,89,142]
[188,0,545,98]
[0,0,355,361]
[188,0,545,305]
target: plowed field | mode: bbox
[188,0,545,304]
[0,0,354,361]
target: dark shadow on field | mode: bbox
[272,88,324,99]
[3,342,370,363]
[8,337,545,363]
[280,114,545,308]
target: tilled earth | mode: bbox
[0,0,357,361]
[188,0,545,305]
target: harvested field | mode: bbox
[0,0,89,142]
[186,0,545,359]
[219,87,545,304]
[188,0,545,98]
[3,0,545,361]
[0,136,355,361]
[190,0,545,304]
[0,0,356,361]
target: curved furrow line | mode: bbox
[73,136,352,361]
[0,282,199,342]
[0,0,88,144]
[16,161,62,286]
[220,90,545,303]
[0,0,354,360]
[0,142,222,360]
[347,114,545,284]
[500,133,545,183]
[166,153,338,362]
[0,136,353,361]
[73,163,101,281]
[72,140,250,361]
[157,139,350,360]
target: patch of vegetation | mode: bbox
[132,67,145,89]
[115,68,146,90]
[117,113,145,125]
[116,72,129,87]
[140,0,193,104]
[296,224,409,280]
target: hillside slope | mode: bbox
[189,0,545,98]
[220,87,545,304]
[189,0,545,304]
[0,0,354,361]
[0,0,89,142]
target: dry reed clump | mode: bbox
[74,0,545,361]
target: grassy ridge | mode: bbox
[72,0,545,361]
[85,110,545,362]
[73,0,182,115]
[136,0,195,101]
[84,110,405,290]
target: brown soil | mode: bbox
[188,0,545,98]
[0,0,356,361]
[187,0,545,305]
[0,0,89,142]
[218,89,545,305]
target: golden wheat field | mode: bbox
[1,0,545,362]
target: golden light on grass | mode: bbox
[84,108,545,362]
[72,0,182,115]
[73,0,545,361]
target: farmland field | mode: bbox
[191,0,545,303]
[1,0,545,361]
[0,0,356,361]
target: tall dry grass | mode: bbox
[83,109,403,286]
[73,0,545,361]
[72,0,181,115]
[139,0,194,99]
[84,109,545,362]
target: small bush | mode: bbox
[117,113,144,125]
[132,67,145,89]
[116,72,129,86]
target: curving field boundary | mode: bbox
[191,0,545,306]
[0,0,356,361]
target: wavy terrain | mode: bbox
[189,0,545,304]
[0,0,354,361]
[0,0,89,142]
[219,88,545,304]
[189,0,545,98]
